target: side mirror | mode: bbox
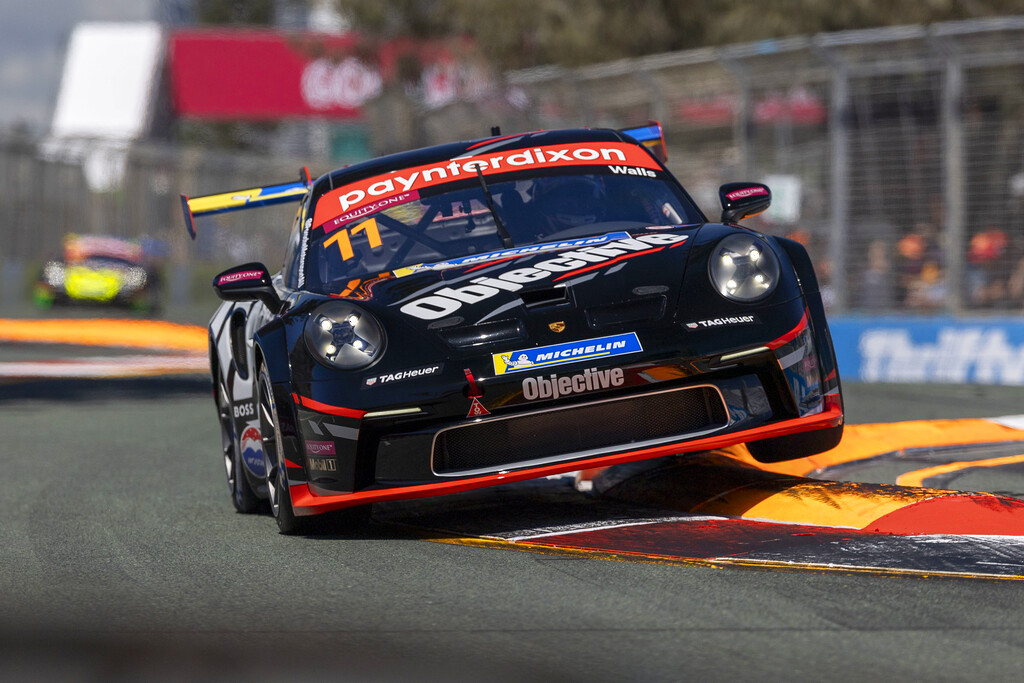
[213,262,283,314]
[719,183,771,224]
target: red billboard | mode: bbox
[169,30,396,120]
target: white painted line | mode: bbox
[508,515,728,542]
[0,354,208,378]
[987,415,1024,430]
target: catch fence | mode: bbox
[1,16,1023,315]
[493,16,1024,315]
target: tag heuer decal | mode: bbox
[686,315,759,329]
[364,363,443,387]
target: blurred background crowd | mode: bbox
[1,0,1023,319]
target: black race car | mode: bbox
[182,124,843,534]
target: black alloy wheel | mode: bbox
[257,363,308,534]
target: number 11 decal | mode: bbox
[324,218,382,261]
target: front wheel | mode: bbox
[257,363,308,534]
[257,363,371,535]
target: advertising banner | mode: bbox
[168,30,485,120]
[169,30,372,119]
[830,316,1024,385]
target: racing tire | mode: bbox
[257,363,307,535]
[257,363,371,535]
[216,376,260,513]
[746,423,843,463]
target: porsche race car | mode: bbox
[34,234,163,312]
[183,124,843,534]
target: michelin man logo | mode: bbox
[501,353,535,369]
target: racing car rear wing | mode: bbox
[180,167,312,239]
[620,121,667,162]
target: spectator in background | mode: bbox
[856,239,894,311]
[895,222,943,307]
[967,227,1011,309]
[1000,234,1024,309]
[895,232,925,304]
[904,260,947,310]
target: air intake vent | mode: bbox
[438,318,525,348]
[586,296,666,329]
[521,286,569,308]
[432,385,728,475]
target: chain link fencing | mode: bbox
[1,16,1022,317]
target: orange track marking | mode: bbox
[0,319,208,352]
[895,453,1024,487]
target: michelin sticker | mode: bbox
[493,332,642,375]
[392,232,631,277]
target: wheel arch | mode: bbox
[252,320,293,384]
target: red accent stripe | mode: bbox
[285,458,302,469]
[288,401,843,515]
[766,310,809,350]
[552,247,663,282]
[464,256,519,273]
[292,393,366,418]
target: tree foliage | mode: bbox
[194,0,276,25]
[334,0,1024,69]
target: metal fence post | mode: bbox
[940,44,966,315]
[825,55,850,313]
[719,54,751,180]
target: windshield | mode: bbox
[304,168,700,291]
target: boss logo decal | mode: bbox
[233,402,255,418]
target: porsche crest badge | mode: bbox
[549,321,566,333]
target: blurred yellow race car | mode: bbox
[33,234,163,312]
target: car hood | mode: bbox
[360,227,699,344]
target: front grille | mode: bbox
[432,385,728,476]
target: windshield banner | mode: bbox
[392,232,632,276]
[312,142,660,229]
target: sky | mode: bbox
[0,0,158,134]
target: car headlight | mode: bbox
[303,302,385,370]
[120,266,148,292]
[709,233,780,302]
[43,261,65,287]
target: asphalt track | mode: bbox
[3,327,1024,680]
